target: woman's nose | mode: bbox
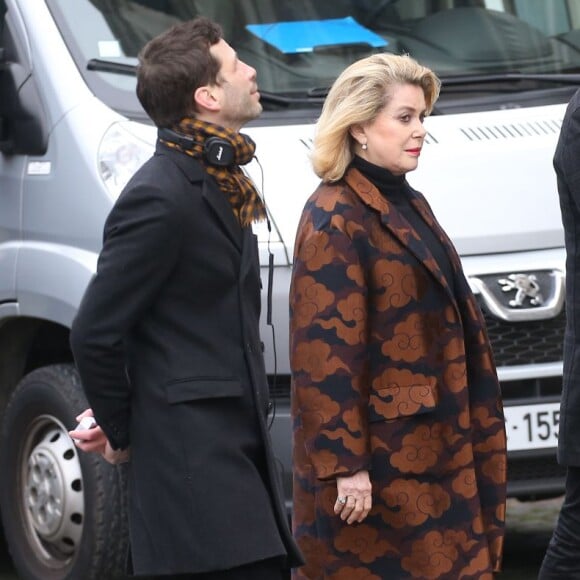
[414,121,427,137]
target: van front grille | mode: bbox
[482,308,565,367]
[508,454,566,482]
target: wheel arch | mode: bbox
[0,240,96,414]
[0,316,74,417]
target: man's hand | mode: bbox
[68,409,107,454]
[68,408,130,463]
[334,470,372,524]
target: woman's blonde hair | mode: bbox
[311,53,441,182]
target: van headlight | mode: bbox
[98,121,155,199]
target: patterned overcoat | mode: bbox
[289,167,507,579]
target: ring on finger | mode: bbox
[337,496,347,505]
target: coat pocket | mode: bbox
[165,377,242,404]
[368,379,438,423]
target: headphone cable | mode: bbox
[253,155,277,430]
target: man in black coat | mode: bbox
[538,88,580,578]
[68,17,302,579]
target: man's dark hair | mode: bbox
[137,17,223,127]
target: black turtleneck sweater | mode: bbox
[351,155,455,293]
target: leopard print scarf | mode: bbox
[161,118,266,227]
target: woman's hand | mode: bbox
[334,470,372,524]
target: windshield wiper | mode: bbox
[87,58,137,76]
[441,72,580,86]
[307,87,330,98]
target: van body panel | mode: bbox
[16,242,97,327]
[243,105,565,262]
[18,0,95,127]
[21,101,120,254]
[0,178,21,301]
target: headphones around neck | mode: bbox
[158,128,235,167]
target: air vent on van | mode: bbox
[460,119,562,142]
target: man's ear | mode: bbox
[194,85,220,113]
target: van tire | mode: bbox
[0,364,129,580]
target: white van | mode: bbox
[0,1,575,578]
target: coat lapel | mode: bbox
[344,168,457,306]
[201,180,243,251]
[156,141,243,251]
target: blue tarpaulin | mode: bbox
[246,16,388,54]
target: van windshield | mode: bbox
[47,0,580,115]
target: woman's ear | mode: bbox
[194,85,220,113]
[350,124,366,147]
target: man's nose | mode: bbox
[243,61,257,80]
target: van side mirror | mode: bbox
[0,7,48,156]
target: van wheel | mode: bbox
[0,364,129,580]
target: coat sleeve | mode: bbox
[290,219,371,481]
[70,179,183,449]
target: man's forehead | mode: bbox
[210,39,235,64]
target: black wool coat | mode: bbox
[554,88,580,467]
[70,140,303,575]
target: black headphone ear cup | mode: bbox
[204,137,235,167]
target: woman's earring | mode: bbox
[362,143,368,150]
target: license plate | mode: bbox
[504,402,560,452]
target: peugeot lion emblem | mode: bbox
[497,273,544,307]
[469,270,563,322]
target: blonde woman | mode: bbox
[289,53,507,579]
